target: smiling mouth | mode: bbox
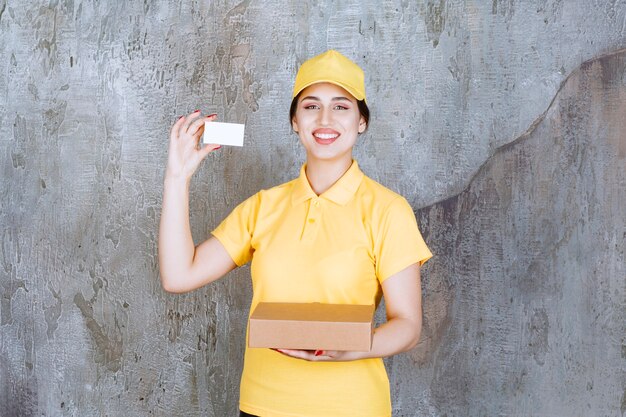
[313,130,340,145]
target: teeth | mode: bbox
[314,133,338,139]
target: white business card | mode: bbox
[202,121,245,147]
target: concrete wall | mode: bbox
[0,1,624,416]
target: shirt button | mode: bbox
[313,200,320,207]
[308,218,315,223]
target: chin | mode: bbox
[307,150,352,163]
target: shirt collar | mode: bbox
[291,160,364,206]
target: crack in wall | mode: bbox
[420,47,626,211]
[73,279,123,372]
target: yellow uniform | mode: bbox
[212,161,432,417]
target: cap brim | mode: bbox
[293,80,366,102]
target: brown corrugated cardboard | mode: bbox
[248,302,374,351]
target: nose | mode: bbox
[319,106,331,126]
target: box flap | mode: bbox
[250,302,374,323]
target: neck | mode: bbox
[305,157,353,195]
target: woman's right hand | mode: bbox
[165,111,221,181]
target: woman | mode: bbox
[159,50,432,417]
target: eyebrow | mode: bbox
[300,96,352,102]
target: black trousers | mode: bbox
[240,412,258,417]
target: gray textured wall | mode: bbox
[1,1,624,416]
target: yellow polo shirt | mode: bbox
[212,161,432,417]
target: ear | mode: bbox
[292,118,299,133]
[358,116,367,134]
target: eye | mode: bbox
[303,104,319,110]
[333,104,349,110]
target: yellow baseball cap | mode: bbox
[292,50,366,102]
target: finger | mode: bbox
[187,113,217,137]
[275,349,316,361]
[173,111,199,141]
[198,143,221,159]
[169,115,186,142]
[181,109,201,133]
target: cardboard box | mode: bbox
[248,302,374,351]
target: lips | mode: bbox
[312,128,340,145]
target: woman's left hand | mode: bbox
[271,348,356,362]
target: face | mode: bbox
[291,82,367,164]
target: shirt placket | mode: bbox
[301,197,322,244]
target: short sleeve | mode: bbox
[211,193,260,266]
[374,197,433,283]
